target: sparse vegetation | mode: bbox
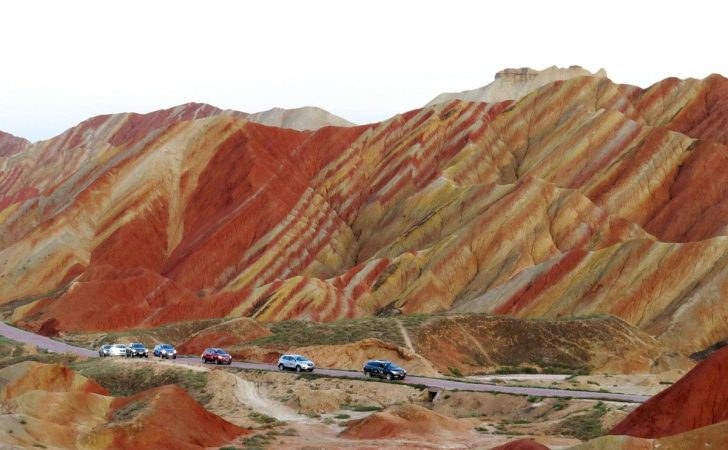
[526,395,542,403]
[554,401,608,440]
[71,360,211,404]
[334,413,350,419]
[552,398,569,411]
[495,366,538,374]
[111,399,148,423]
[341,403,383,412]
[448,366,464,377]
[249,317,406,347]
[249,411,280,425]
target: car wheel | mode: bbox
[364,370,370,378]
[387,373,393,381]
[202,358,206,364]
[296,365,302,372]
[278,364,284,371]
[226,361,231,365]
[173,355,176,359]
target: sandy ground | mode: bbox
[41,357,657,449]
[470,371,687,396]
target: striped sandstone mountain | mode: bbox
[2,71,728,355]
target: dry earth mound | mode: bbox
[490,439,550,450]
[177,317,272,355]
[0,362,246,449]
[340,403,471,440]
[413,315,690,375]
[610,346,728,438]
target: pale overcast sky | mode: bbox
[1,0,725,141]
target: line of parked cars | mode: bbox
[98,343,177,359]
[97,344,407,381]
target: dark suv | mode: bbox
[125,343,149,358]
[363,360,407,380]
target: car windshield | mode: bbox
[384,363,402,370]
[295,356,308,361]
[102,345,111,349]
[161,345,174,349]
[114,344,126,348]
[214,349,226,354]
[132,344,145,348]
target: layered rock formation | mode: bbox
[412,315,691,375]
[610,346,728,438]
[0,362,246,449]
[426,65,607,106]
[3,70,728,357]
[244,106,354,129]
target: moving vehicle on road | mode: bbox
[98,344,112,357]
[125,343,149,358]
[201,348,232,365]
[108,344,128,357]
[363,360,407,380]
[153,344,177,359]
[277,354,315,372]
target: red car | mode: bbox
[201,348,232,365]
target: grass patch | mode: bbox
[448,366,463,377]
[248,317,406,347]
[71,360,211,404]
[342,403,383,412]
[241,433,274,449]
[249,411,281,425]
[552,398,569,411]
[495,366,538,375]
[334,413,350,419]
[111,399,148,423]
[554,401,608,440]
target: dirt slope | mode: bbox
[610,346,728,438]
[0,362,247,449]
[340,403,472,440]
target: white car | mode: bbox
[277,354,315,372]
[108,344,128,357]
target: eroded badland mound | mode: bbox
[4,68,728,364]
[340,403,472,440]
[610,346,728,438]
[0,362,246,449]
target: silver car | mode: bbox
[277,354,315,372]
[98,344,112,357]
[108,344,128,357]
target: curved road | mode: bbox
[0,321,649,403]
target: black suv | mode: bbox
[363,360,407,380]
[126,342,149,358]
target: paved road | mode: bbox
[0,321,649,403]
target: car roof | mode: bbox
[283,354,304,358]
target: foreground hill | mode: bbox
[610,346,728,438]
[0,362,246,449]
[2,70,728,357]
